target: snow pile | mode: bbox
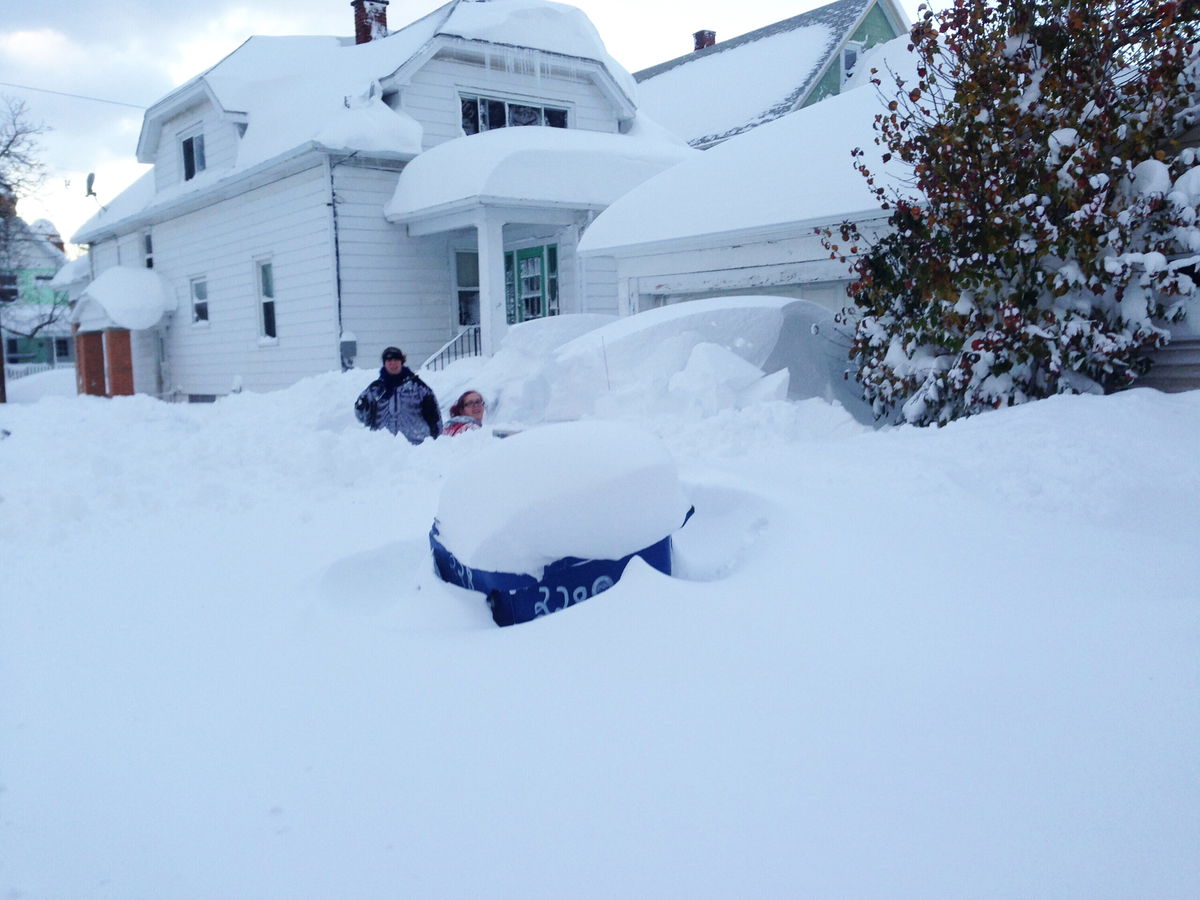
[426,298,873,427]
[3,368,77,403]
[0,361,1198,899]
[434,420,691,574]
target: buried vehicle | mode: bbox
[430,420,692,626]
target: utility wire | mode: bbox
[0,81,145,110]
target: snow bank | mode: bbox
[3,368,77,403]
[434,419,691,575]
[426,298,873,428]
[1,357,1198,900]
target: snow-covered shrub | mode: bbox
[827,0,1200,425]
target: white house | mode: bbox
[578,37,916,317]
[70,0,692,400]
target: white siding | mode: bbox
[603,219,892,314]
[334,160,454,369]
[89,239,120,272]
[152,103,240,193]
[575,248,618,316]
[143,161,339,396]
[402,52,621,149]
[131,329,160,395]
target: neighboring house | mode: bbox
[71,0,692,400]
[0,192,73,370]
[634,0,908,149]
[582,28,1200,393]
[579,37,915,317]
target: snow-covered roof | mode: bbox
[385,126,695,223]
[634,0,906,148]
[579,65,916,256]
[3,216,66,269]
[50,254,91,289]
[72,266,174,331]
[75,0,638,245]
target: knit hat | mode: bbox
[381,347,405,362]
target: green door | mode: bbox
[505,245,559,325]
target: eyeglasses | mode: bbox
[464,399,485,407]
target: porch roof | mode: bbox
[383,126,694,232]
[71,266,175,332]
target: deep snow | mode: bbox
[0,350,1198,899]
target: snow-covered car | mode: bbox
[430,420,693,626]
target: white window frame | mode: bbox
[842,41,864,84]
[459,93,569,135]
[452,249,480,327]
[181,129,206,181]
[256,259,277,342]
[190,276,209,324]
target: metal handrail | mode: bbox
[421,325,482,372]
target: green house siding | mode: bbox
[802,2,902,108]
[17,268,63,305]
[852,3,900,49]
[804,65,844,107]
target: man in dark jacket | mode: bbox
[354,347,442,444]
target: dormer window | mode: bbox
[182,131,206,181]
[460,95,568,135]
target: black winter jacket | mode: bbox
[354,366,441,444]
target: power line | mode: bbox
[0,81,145,110]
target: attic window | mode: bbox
[182,132,206,181]
[460,95,568,135]
[842,41,863,82]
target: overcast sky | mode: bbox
[0,0,923,250]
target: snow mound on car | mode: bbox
[434,420,691,576]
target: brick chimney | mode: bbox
[352,0,389,44]
[693,30,716,51]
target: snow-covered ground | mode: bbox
[1,335,1198,898]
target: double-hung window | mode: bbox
[190,277,208,323]
[461,95,568,135]
[182,131,206,181]
[454,251,480,327]
[0,272,17,303]
[257,260,276,339]
[143,233,154,268]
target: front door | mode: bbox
[504,245,558,325]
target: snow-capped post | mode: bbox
[351,0,388,44]
[826,0,1200,426]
